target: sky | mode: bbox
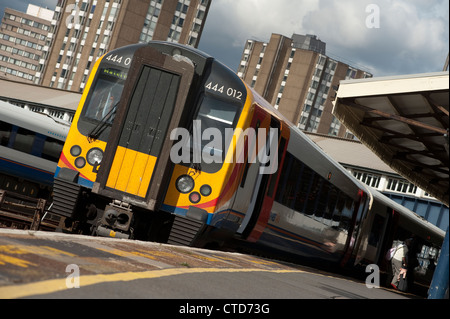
[1,0,448,77]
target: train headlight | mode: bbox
[200,185,212,197]
[75,157,86,168]
[176,175,194,194]
[189,192,201,204]
[87,148,103,166]
[70,145,82,157]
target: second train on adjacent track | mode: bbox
[0,100,69,198]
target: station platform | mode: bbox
[0,229,414,301]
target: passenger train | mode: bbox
[51,42,444,290]
[0,100,69,198]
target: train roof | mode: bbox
[147,41,245,81]
[105,42,215,77]
[248,85,367,199]
[148,40,212,59]
[0,100,70,141]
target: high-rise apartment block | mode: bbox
[36,0,211,92]
[238,33,372,138]
[0,5,53,84]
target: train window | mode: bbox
[294,165,312,213]
[42,137,64,162]
[188,94,242,173]
[0,121,62,162]
[332,194,345,225]
[275,152,292,200]
[12,127,34,153]
[305,173,321,215]
[31,133,46,157]
[197,95,238,128]
[368,214,385,247]
[418,245,439,273]
[83,68,125,122]
[339,197,354,231]
[281,155,302,208]
[275,151,357,230]
[316,180,329,219]
[325,185,338,223]
[79,67,127,141]
[0,120,12,146]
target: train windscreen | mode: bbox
[187,94,242,173]
[79,67,127,141]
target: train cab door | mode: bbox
[93,46,195,211]
[236,112,288,242]
[379,209,400,270]
[354,201,390,266]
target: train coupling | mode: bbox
[94,200,133,239]
[95,225,131,239]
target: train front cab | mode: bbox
[53,42,273,243]
[91,46,197,237]
[87,46,289,245]
[53,40,298,254]
[52,43,202,238]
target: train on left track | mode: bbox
[50,42,444,290]
[0,100,69,198]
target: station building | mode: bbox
[1,1,211,92]
[0,5,53,84]
[39,0,211,92]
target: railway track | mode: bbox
[0,190,61,231]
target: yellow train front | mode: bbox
[52,41,284,244]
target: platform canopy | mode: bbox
[333,72,449,206]
[0,78,81,111]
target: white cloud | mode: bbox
[204,0,318,46]
[200,0,449,76]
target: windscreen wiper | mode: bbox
[87,102,118,142]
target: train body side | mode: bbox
[0,100,69,197]
[224,89,369,265]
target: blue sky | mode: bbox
[1,0,449,76]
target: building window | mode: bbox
[353,170,381,188]
[386,178,418,194]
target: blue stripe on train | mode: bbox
[54,166,95,189]
[0,156,54,186]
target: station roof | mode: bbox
[0,78,81,111]
[305,132,397,174]
[333,71,449,206]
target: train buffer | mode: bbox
[0,190,60,231]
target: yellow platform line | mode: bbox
[0,268,306,299]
